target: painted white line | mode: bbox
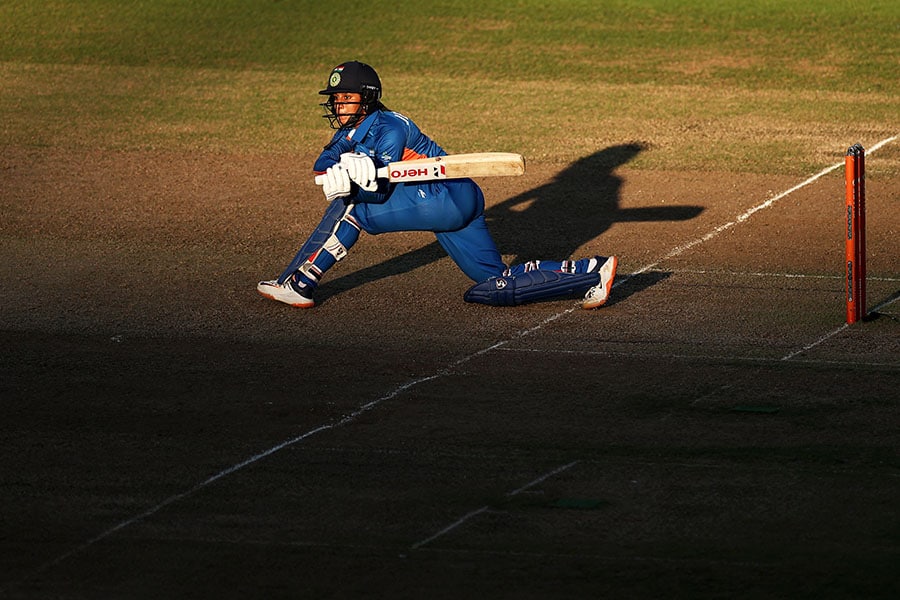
[410,506,490,550]
[655,268,900,282]
[781,325,849,361]
[506,460,580,497]
[497,346,900,370]
[410,461,579,550]
[623,134,898,278]
[781,290,900,361]
[865,134,900,154]
[872,292,900,314]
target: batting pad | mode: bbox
[277,198,352,284]
[463,270,600,306]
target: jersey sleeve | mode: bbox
[314,130,355,173]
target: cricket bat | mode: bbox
[314,152,525,185]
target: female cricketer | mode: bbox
[257,61,617,309]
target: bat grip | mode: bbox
[314,167,390,186]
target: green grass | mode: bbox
[1,0,897,173]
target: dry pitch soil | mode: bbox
[1,146,898,599]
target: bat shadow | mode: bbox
[318,143,702,303]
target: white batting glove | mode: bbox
[321,164,352,202]
[339,152,378,192]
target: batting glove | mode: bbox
[339,152,378,192]
[321,164,352,202]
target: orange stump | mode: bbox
[845,144,866,324]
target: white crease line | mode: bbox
[506,460,580,497]
[657,268,900,282]
[781,291,900,361]
[497,346,899,369]
[409,507,490,551]
[780,325,850,361]
[410,461,579,550]
[625,134,898,278]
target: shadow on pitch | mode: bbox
[605,270,673,307]
[864,289,900,323]
[319,143,702,304]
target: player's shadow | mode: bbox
[321,143,703,302]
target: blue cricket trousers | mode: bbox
[352,179,506,282]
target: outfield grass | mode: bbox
[1,0,897,173]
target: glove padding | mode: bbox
[339,152,378,192]
[321,164,352,202]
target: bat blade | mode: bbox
[314,152,525,185]
[384,152,525,182]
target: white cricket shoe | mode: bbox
[257,278,315,308]
[582,256,618,310]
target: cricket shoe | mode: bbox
[256,278,315,308]
[582,256,618,310]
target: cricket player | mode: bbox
[257,61,618,308]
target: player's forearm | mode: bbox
[314,139,354,173]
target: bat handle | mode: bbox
[314,167,390,186]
